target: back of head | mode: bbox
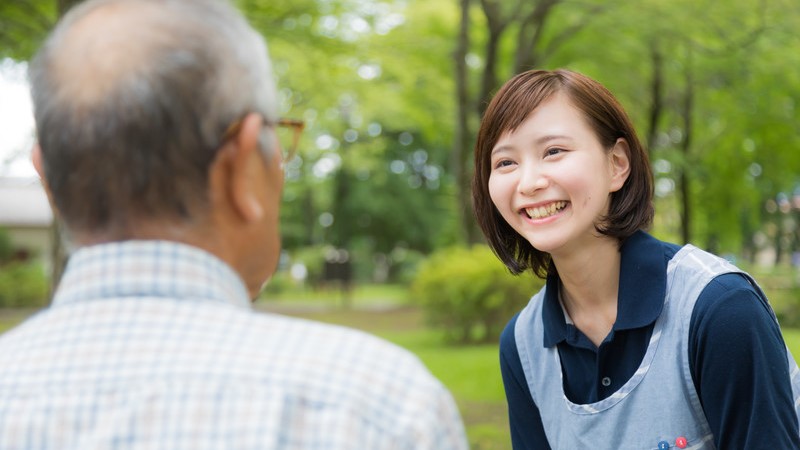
[30,0,278,241]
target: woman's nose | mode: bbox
[517,163,549,195]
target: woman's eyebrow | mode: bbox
[492,134,575,156]
[535,134,573,145]
[491,134,573,155]
[491,144,512,156]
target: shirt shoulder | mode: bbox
[0,300,467,449]
[253,309,438,382]
[688,273,800,448]
[691,272,773,332]
[252,312,468,446]
[688,271,786,388]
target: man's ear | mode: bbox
[32,143,57,210]
[215,113,265,222]
[609,138,631,193]
[31,143,46,181]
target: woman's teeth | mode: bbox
[525,201,567,219]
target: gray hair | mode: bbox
[30,0,278,236]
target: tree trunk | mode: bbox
[775,215,784,265]
[302,189,315,245]
[646,41,664,156]
[678,49,694,245]
[477,27,503,118]
[453,0,474,244]
[476,0,509,117]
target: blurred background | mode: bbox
[2,0,800,447]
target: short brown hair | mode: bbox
[472,69,653,277]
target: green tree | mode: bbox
[0,0,54,60]
[5,0,800,274]
[261,0,465,275]
[542,0,800,256]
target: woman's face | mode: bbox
[487,93,629,258]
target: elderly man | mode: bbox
[0,0,468,448]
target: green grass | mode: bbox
[258,283,409,307]
[0,317,19,333]
[0,308,39,333]
[783,328,800,355]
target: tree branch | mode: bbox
[540,4,606,62]
[513,0,560,73]
[477,0,513,117]
[646,39,664,155]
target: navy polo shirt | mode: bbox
[500,231,800,449]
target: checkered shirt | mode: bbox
[0,241,468,449]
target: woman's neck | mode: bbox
[552,236,622,347]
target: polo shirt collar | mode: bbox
[542,231,668,347]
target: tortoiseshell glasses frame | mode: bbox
[222,116,305,162]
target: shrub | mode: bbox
[770,287,800,328]
[290,245,329,287]
[0,261,49,308]
[0,228,13,263]
[261,245,342,297]
[747,265,800,328]
[262,271,293,296]
[411,245,544,345]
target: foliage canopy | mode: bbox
[2,0,800,269]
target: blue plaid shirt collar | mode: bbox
[52,240,251,309]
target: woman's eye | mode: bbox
[544,147,563,157]
[493,159,515,169]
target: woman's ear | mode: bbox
[609,138,631,193]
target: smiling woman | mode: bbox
[0,58,36,178]
[472,68,800,450]
[486,91,631,261]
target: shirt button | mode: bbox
[601,376,611,387]
[676,436,688,448]
[658,441,669,450]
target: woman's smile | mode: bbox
[522,200,569,220]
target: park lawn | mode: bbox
[0,308,38,334]
[260,283,409,308]
[781,328,800,356]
